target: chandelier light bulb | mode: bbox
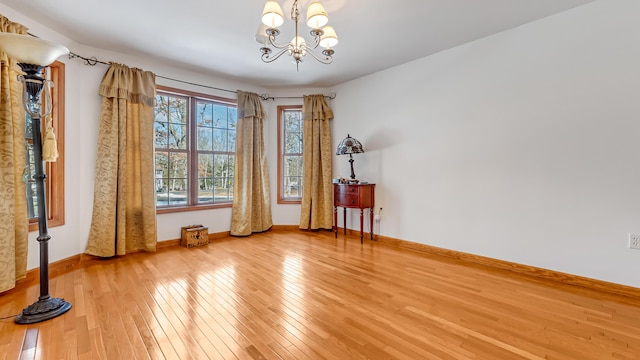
[261,0,285,28]
[306,2,328,29]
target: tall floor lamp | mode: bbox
[0,33,71,324]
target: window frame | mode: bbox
[28,60,65,231]
[277,105,304,204]
[155,85,237,214]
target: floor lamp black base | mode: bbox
[15,297,72,324]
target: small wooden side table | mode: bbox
[333,183,375,243]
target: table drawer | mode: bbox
[335,193,359,207]
[335,185,359,196]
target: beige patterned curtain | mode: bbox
[299,95,334,230]
[85,63,157,257]
[0,16,29,293]
[230,91,272,236]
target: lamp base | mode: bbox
[15,297,71,324]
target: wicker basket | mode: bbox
[180,225,209,247]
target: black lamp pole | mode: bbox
[14,63,71,324]
[348,154,356,179]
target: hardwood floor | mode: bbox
[1,230,639,359]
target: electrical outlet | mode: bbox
[629,234,640,250]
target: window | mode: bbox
[26,61,65,231]
[154,86,237,212]
[278,106,303,204]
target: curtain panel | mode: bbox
[0,15,29,293]
[85,63,157,257]
[299,94,334,230]
[230,91,272,236]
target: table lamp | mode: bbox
[336,134,364,179]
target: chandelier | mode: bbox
[256,0,339,68]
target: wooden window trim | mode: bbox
[277,105,303,204]
[29,61,65,231]
[155,85,236,213]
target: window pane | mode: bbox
[198,154,213,178]
[155,152,169,206]
[284,176,302,198]
[197,127,213,151]
[228,130,236,152]
[154,121,169,148]
[196,102,212,127]
[155,95,168,122]
[213,129,228,151]
[25,113,33,139]
[285,112,301,132]
[228,108,237,128]
[168,124,187,150]
[214,178,229,202]
[284,155,303,177]
[229,155,236,177]
[156,152,169,179]
[285,133,302,154]
[169,152,188,178]
[25,143,37,218]
[198,178,214,203]
[169,97,187,124]
[214,154,229,177]
[213,105,227,127]
[167,178,187,205]
[156,178,169,206]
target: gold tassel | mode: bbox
[42,115,58,162]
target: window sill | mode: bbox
[29,218,64,232]
[156,203,232,214]
[278,199,302,205]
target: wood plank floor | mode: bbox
[1,230,640,359]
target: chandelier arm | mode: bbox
[261,47,292,63]
[266,34,291,50]
[305,48,333,64]
[309,30,322,49]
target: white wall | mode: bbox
[331,0,640,287]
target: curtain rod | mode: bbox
[67,51,336,101]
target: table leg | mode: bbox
[370,207,374,240]
[360,208,364,243]
[334,206,338,238]
[343,208,347,235]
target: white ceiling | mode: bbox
[1,0,596,88]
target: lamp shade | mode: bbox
[262,0,285,28]
[336,134,364,155]
[0,33,68,66]
[255,23,269,44]
[319,26,338,48]
[306,2,328,29]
